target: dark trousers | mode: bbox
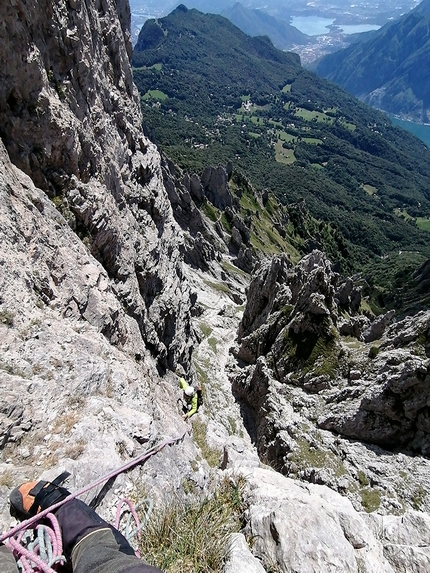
[0,499,163,573]
[72,528,161,573]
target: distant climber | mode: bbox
[179,377,202,420]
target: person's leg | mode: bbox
[9,479,163,573]
[0,544,19,573]
[71,528,161,573]
[54,499,163,573]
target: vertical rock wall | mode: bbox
[0,0,193,372]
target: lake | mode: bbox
[291,16,380,36]
[390,116,430,148]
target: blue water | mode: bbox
[291,16,380,36]
[338,24,380,34]
[291,16,334,36]
[390,116,430,148]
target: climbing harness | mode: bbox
[0,432,186,572]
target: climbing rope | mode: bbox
[5,513,65,573]
[115,497,154,558]
[0,432,186,572]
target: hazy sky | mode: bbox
[129,0,421,43]
[129,0,420,20]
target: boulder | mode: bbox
[238,466,395,573]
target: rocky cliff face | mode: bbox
[232,252,430,513]
[0,0,193,373]
[0,0,206,529]
[1,1,430,572]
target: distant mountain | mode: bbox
[170,0,234,13]
[133,4,301,98]
[315,0,430,123]
[221,2,313,50]
[132,4,430,280]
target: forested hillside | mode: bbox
[221,2,313,50]
[132,5,430,300]
[315,0,430,123]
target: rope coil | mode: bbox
[6,514,65,573]
[114,497,153,558]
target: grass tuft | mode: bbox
[0,310,14,327]
[192,419,222,468]
[138,476,246,572]
[0,469,13,487]
[360,488,381,513]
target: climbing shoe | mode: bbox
[9,471,71,520]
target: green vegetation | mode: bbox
[416,217,430,232]
[132,5,430,299]
[282,318,341,379]
[201,200,219,222]
[368,346,380,359]
[192,419,222,468]
[358,250,428,311]
[274,140,295,164]
[302,335,339,378]
[302,137,323,145]
[193,360,210,387]
[411,484,427,510]
[360,488,381,513]
[290,437,347,477]
[203,280,231,295]
[208,337,218,353]
[227,416,238,435]
[0,470,13,488]
[294,107,333,123]
[0,310,14,327]
[220,259,249,278]
[138,476,246,572]
[362,184,378,196]
[357,470,369,486]
[199,322,213,338]
[142,89,168,101]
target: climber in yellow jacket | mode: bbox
[179,377,200,420]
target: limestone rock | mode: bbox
[232,252,430,513]
[336,277,362,312]
[235,247,255,273]
[0,0,193,373]
[239,466,396,573]
[201,165,233,210]
[0,0,206,536]
[362,310,395,343]
[364,512,430,572]
[225,533,266,573]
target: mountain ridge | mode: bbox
[221,2,313,50]
[315,0,430,122]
